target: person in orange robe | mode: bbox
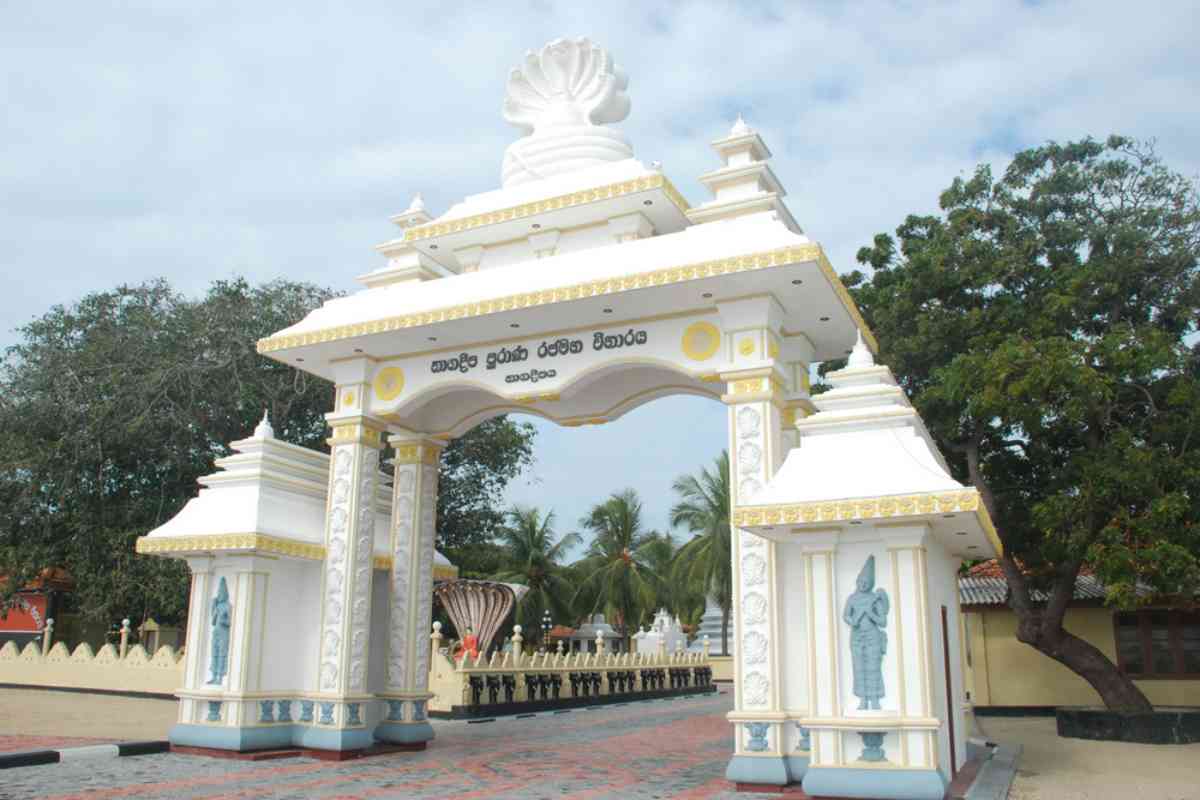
[455,626,480,662]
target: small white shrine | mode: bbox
[137,36,996,799]
[634,609,687,656]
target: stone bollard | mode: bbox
[511,625,523,666]
[42,618,54,654]
[702,634,711,659]
[119,618,131,659]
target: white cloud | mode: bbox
[2,1,1197,546]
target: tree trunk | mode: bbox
[1012,606,1153,711]
[963,438,1153,712]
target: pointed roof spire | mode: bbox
[730,113,751,136]
[253,408,275,439]
[407,192,426,214]
[847,329,875,369]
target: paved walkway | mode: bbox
[2,691,749,799]
[4,689,1200,799]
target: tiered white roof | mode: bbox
[737,336,999,558]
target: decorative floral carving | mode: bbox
[742,631,767,665]
[738,442,762,473]
[743,592,767,625]
[738,478,761,502]
[743,671,769,707]
[745,722,769,752]
[741,554,766,586]
[737,406,761,439]
[740,530,763,549]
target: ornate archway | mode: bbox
[139,36,995,797]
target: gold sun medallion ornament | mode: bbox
[681,321,720,361]
[373,367,405,401]
[738,338,755,357]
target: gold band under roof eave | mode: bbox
[256,242,878,356]
[134,533,459,578]
[402,173,690,242]
[732,488,1003,557]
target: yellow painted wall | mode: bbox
[964,607,1199,707]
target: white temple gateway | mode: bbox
[137,37,998,798]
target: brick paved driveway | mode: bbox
[3,691,767,800]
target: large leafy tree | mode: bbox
[0,278,538,628]
[0,278,338,625]
[670,451,733,655]
[572,489,663,645]
[848,136,1200,710]
[436,416,535,560]
[492,506,580,643]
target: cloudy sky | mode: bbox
[3,2,1198,555]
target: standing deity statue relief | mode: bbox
[207,577,232,684]
[843,556,889,710]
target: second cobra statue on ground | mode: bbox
[843,556,889,711]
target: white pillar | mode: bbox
[302,412,385,751]
[720,296,792,787]
[376,434,443,746]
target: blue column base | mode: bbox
[294,725,375,751]
[373,720,435,745]
[169,723,294,752]
[725,754,790,786]
[802,766,947,800]
[784,754,810,782]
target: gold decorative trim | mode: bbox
[372,555,458,580]
[393,443,443,465]
[681,321,721,361]
[135,533,325,561]
[733,489,1002,555]
[256,242,874,355]
[403,174,690,242]
[738,338,755,357]
[327,422,385,448]
[373,367,405,401]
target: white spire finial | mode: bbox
[847,329,875,369]
[407,193,426,213]
[730,114,751,136]
[254,409,275,439]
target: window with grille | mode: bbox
[1114,611,1200,678]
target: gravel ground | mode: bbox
[980,716,1200,800]
[0,688,176,742]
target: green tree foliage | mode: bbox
[436,416,536,562]
[848,136,1200,710]
[0,278,538,630]
[492,506,581,643]
[670,451,732,654]
[0,278,338,626]
[572,489,663,644]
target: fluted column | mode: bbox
[720,296,792,786]
[302,412,385,751]
[375,434,444,746]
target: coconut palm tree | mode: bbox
[639,531,681,616]
[670,451,732,655]
[572,489,663,647]
[492,506,581,645]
